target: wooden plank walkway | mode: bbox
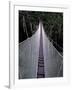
[37,23,45,78]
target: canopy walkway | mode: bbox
[19,22,63,79]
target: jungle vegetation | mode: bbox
[19,11,63,54]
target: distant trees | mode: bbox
[42,12,63,53]
[19,11,63,54]
[19,11,39,43]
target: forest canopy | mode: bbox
[19,11,63,54]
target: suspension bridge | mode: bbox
[19,22,63,79]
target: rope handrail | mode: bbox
[49,37,63,51]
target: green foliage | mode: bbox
[19,11,63,53]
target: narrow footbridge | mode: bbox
[19,22,63,79]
